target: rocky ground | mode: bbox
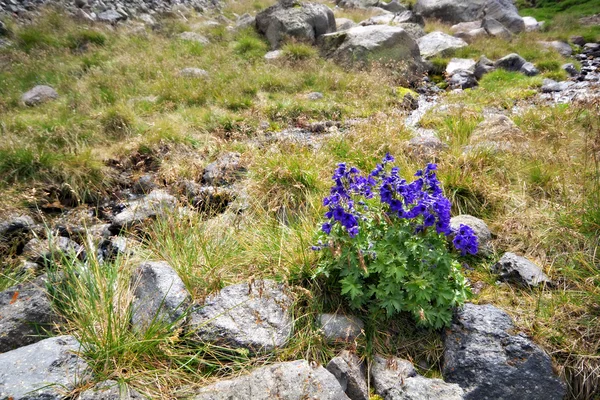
[1,0,600,398]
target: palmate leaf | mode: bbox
[340,275,363,301]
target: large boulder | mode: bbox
[443,303,566,400]
[131,261,191,331]
[491,252,551,287]
[319,25,426,82]
[327,351,369,400]
[372,355,464,399]
[255,0,336,49]
[21,85,59,106]
[0,335,91,399]
[189,280,293,353]
[414,0,525,33]
[0,276,57,352]
[416,31,467,59]
[194,360,349,399]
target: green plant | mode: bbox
[234,35,269,59]
[281,42,318,60]
[314,156,475,329]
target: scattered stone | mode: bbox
[131,261,191,331]
[378,0,407,12]
[202,152,245,186]
[264,49,283,59]
[482,17,512,40]
[23,236,84,265]
[361,10,424,27]
[319,313,364,342]
[255,1,336,49]
[450,20,481,35]
[468,114,525,151]
[194,360,350,399]
[235,13,256,30]
[405,132,448,160]
[541,78,574,93]
[446,58,476,75]
[78,380,144,400]
[179,31,210,44]
[336,0,379,8]
[522,16,541,31]
[443,303,566,400]
[0,275,57,352]
[189,280,293,353]
[0,335,90,400]
[539,40,573,57]
[336,18,358,31]
[417,31,467,59]
[520,61,539,76]
[491,252,551,287]
[320,25,426,83]
[474,55,495,79]
[110,190,177,229]
[97,236,138,262]
[138,13,156,26]
[414,0,525,33]
[97,9,125,23]
[132,174,157,194]
[307,91,324,100]
[327,351,369,400]
[570,35,585,46]
[185,183,235,214]
[179,67,210,78]
[0,214,35,241]
[450,215,492,255]
[21,85,59,106]
[448,70,478,89]
[494,53,539,76]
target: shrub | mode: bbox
[281,42,318,60]
[313,155,476,329]
[234,35,269,59]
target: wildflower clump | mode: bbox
[314,154,477,329]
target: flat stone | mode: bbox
[189,280,292,353]
[443,303,566,400]
[0,335,90,399]
[541,78,574,93]
[491,252,551,287]
[0,276,57,352]
[446,58,476,75]
[21,85,58,106]
[97,9,126,23]
[327,350,369,400]
[194,360,350,399]
[131,261,191,331]
[319,313,364,342]
[417,31,467,59]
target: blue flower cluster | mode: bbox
[321,154,478,255]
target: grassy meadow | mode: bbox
[0,0,599,398]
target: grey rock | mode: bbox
[0,335,90,399]
[450,215,491,255]
[562,63,578,77]
[78,380,143,399]
[539,40,572,57]
[468,114,525,150]
[179,67,209,78]
[405,133,448,160]
[131,261,191,331]
[482,17,512,40]
[255,1,336,49]
[0,214,35,240]
[570,35,585,46]
[319,313,364,342]
[386,375,466,399]
[23,236,84,265]
[395,23,426,40]
[541,78,574,93]
[522,16,541,31]
[0,275,57,352]
[336,0,379,8]
[414,0,525,33]
[446,58,476,75]
[138,13,156,26]
[448,70,478,89]
[336,18,358,31]
[97,236,137,263]
[327,351,369,400]
[194,359,350,399]
[520,61,539,76]
[491,252,551,287]
[378,0,407,13]
[21,85,59,106]
[494,53,526,71]
[319,25,426,83]
[361,11,424,27]
[307,91,324,100]
[188,185,235,214]
[454,27,487,43]
[189,280,292,353]
[443,303,566,400]
[416,31,467,59]
[97,9,125,23]
[179,31,210,44]
[111,189,177,229]
[132,174,156,194]
[202,152,245,186]
[450,20,482,35]
[235,13,256,31]
[264,49,283,59]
